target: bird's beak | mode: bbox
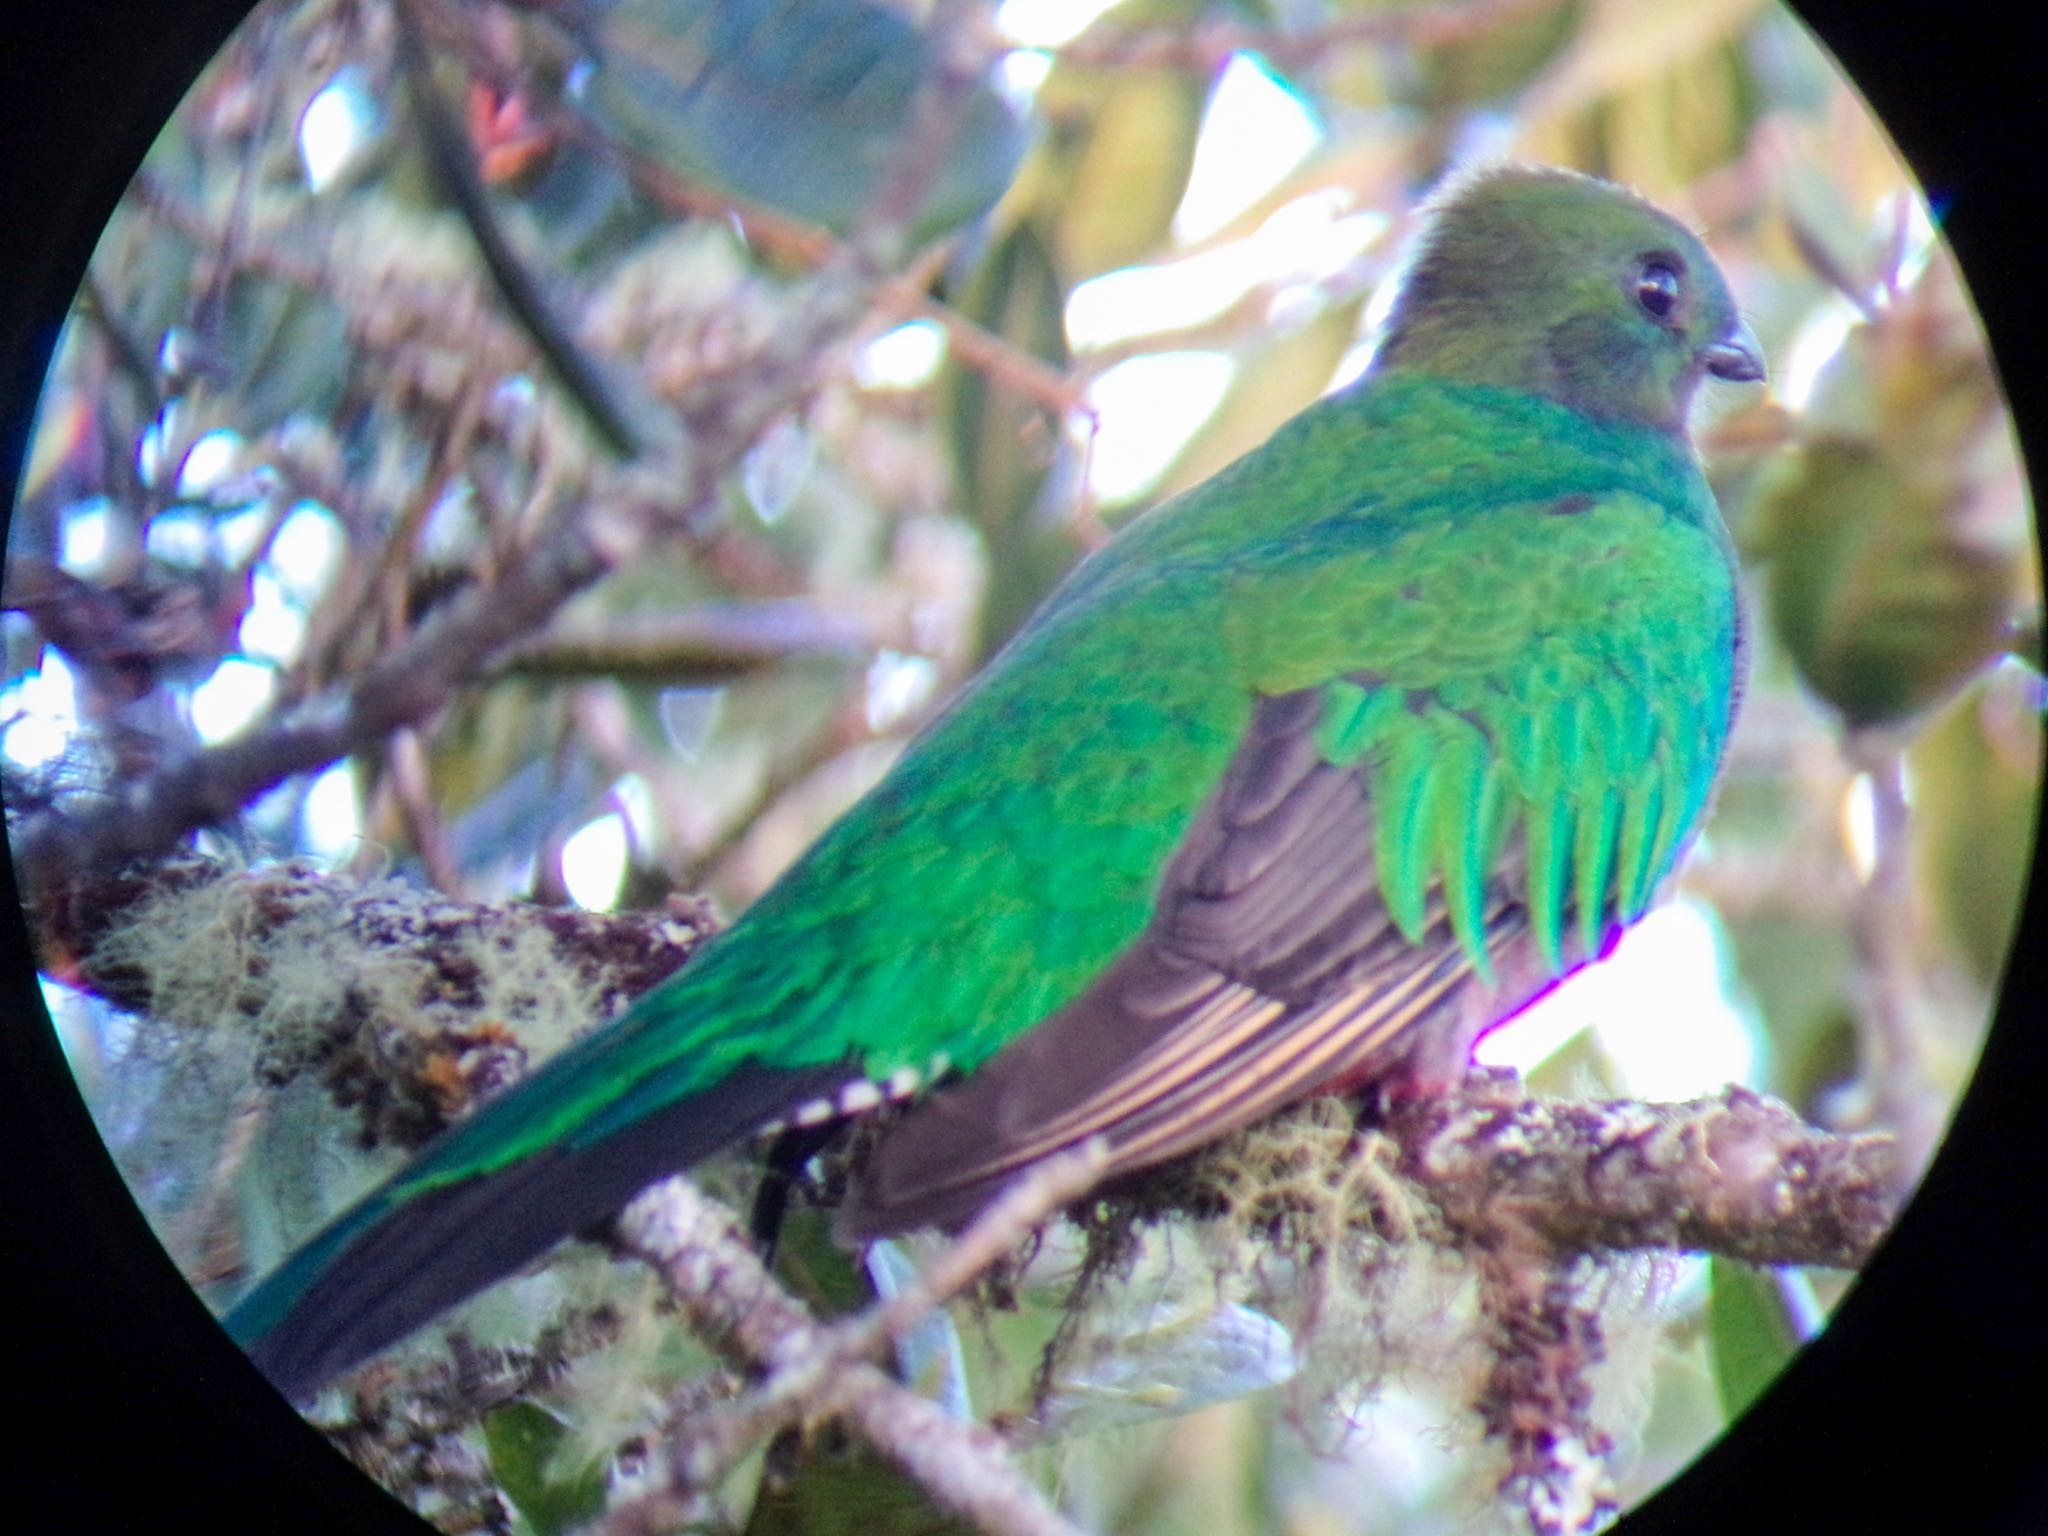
[1700,319,1766,383]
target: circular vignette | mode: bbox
[0,8,418,1534]
[0,1,2041,1533]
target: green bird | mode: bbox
[227,165,1764,1400]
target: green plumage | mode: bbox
[228,165,1762,1399]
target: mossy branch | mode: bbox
[1106,1077,1896,1535]
[1379,1074,1897,1270]
[1382,1077,1895,1534]
[37,853,718,1150]
[49,854,1897,1270]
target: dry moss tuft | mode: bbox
[1045,1092,1684,1521]
[79,858,712,1150]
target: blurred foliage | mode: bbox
[941,220,1075,652]
[4,0,2037,1533]
[590,0,1030,240]
[1706,1257,1804,1420]
[1749,237,2025,728]
[742,1440,986,1536]
[484,1399,611,1535]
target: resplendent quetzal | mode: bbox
[228,164,1765,1400]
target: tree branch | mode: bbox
[1471,1242,1618,1536]
[1379,1075,1896,1270]
[1142,1077,1897,1535]
[1843,728,1946,1187]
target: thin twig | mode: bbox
[384,725,466,895]
[11,498,610,895]
[172,1087,269,1287]
[1843,729,1943,1188]
[609,1176,1090,1536]
[392,0,646,456]
[631,1142,1107,1507]
[77,271,167,421]
[488,600,888,681]
[685,706,873,894]
[860,1139,1111,1352]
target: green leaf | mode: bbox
[1037,1296,1296,1436]
[743,1437,983,1536]
[939,220,1078,654]
[587,0,1029,241]
[1755,251,2027,727]
[771,1200,876,1315]
[219,269,351,436]
[1761,439,2015,725]
[1410,0,1582,109]
[1045,66,1204,279]
[1708,1258,1806,1419]
[482,1400,608,1536]
[1907,668,2044,989]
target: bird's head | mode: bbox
[1374,164,1764,432]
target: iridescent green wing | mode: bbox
[845,485,1740,1236]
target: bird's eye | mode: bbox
[1635,261,1682,321]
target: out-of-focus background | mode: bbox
[5,1,2036,1532]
